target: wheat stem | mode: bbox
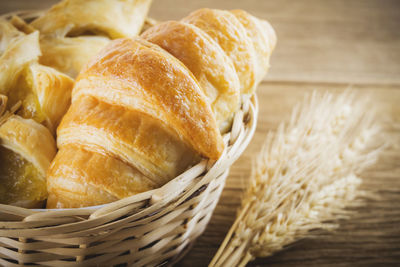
[237,251,253,267]
[210,202,251,267]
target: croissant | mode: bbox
[142,8,276,131]
[0,95,57,207]
[47,9,276,208]
[0,19,74,133]
[31,0,152,78]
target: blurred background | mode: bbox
[1,0,400,85]
[1,1,399,266]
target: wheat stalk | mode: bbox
[209,91,384,267]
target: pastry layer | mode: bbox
[31,0,153,38]
[28,63,74,132]
[183,8,257,95]
[0,145,46,208]
[38,35,109,78]
[58,95,199,183]
[0,112,55,207]
[7,63,74,132]
[142,21,240,133]
[47,144,157,208]
[0,30,40,95]
[0,115,56,177]
[231,9,277,83]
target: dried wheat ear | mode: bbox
[210,91,385,267]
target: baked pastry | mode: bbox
[142,8,276,132]
[47,38,222,208]
[0,19,74,133]
[31,0,153,38]
[47,9,276,208]
[182,9,275,95]
[0,0,153,208]
[37,36,110,79]
[31,0,153,77]
[0,95,56,207]
[0,21,40,95]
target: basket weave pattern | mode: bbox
[0,95,258,266]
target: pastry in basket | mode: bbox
[0,19,74,133]
[0,95,57,208]
[47,8,276,208]
[30,0,153,78]
[0,0,152,208]
[142,8,276,132]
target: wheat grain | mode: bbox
[210,91,383,267]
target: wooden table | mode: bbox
[2,0,399,266]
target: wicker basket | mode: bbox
[0,86,258,266]
[0,9,259,266]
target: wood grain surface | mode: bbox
[1,0,399,266]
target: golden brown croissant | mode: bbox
[31,0,153,78]
[142,8,276,131]
[0,95,57,207]
[47,9,276,208]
